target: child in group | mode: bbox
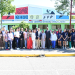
[62,29,68,49]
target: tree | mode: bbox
[12,21,30,30]
[51,0,75,14]
[0,0,15,29]
[50,0,75,29]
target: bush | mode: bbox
[12,21,30,30]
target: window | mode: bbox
[65,25,74,29]
[38,25,48,29]
[32,25,36,29]
[52,25,61,30]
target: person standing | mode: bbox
[14,28,20,50]
[0,29,3,50]
[51,31,57,49]
[24,28,27,49]
[36,28,41,49]
[62,29,68,49]
[4,30,8,50]
[20,28,24,49]
[71,29,75,48]
[27,29,32,49]
[41,30,46,49]
[68,30,71,48]
[57,30,62,48]
[2,27,6,49]
[45,27,51,49]
[32,30,36,49]
[12,29,16,49]
[18,27,20,48]
[8,30,13,50]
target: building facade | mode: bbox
[0,4,75,31]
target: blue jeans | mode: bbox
[5,42,8,49]
[24,38,27,47]
[8,40,12,49]
[15,37,19,48]
[52,41,56,48]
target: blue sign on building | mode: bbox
[56,15,69,19]
[15,15,28,19]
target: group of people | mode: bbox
[0,26,75,50]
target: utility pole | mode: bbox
[70,0,72,29]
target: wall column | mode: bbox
[61,24,65,31]
[29,24,32,29]
[36,24,38,28]
[74,24,75,29]
[48,23,52,30]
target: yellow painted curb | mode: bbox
[0,54,40,57]
[45,54,75,57]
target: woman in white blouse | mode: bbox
[51,31,57,49]
[8,30,13,50]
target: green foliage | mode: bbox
[12,21,30,30]
[50,0,75,15]
[0,0,16,29]
[0,0,15,17]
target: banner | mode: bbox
[56,15,69,19]
[56,11,69,20]
[29,15,42,19]
[2,15,14,20]
[71,16,75,19]
[43,15,55,20]
[15,15,28,19]
[15,7,28,14]
[43,8,55,14]
[29,7,42,15]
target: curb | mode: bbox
[0,54,40,57]
[45,54,75,57]
[0,54,75,57]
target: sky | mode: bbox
[11,0,55,8]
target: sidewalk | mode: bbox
[0,48,75,57]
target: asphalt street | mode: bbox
[0,57,75,75]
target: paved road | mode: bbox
[0,57,75,75]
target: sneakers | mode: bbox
[63,47,66,49]
[65,47,66,49]
[17,48,19,50]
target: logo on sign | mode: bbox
[43,15,53,19]
[15,7,28,14]
[29,15,42,19]
[15,15,28,19]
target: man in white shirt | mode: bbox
[14,28,19,50]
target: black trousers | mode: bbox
[46,38,50,49]
[72,41,75,47]
[12,37,16,49]
[20,38,24,48]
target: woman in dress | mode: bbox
[0,29,3,50]
[68,30,71,48]
[32,30,36,49]
[62,29,68,49]
[4,30,8,50]
[57,30,62,48]
[27,29,32,49]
